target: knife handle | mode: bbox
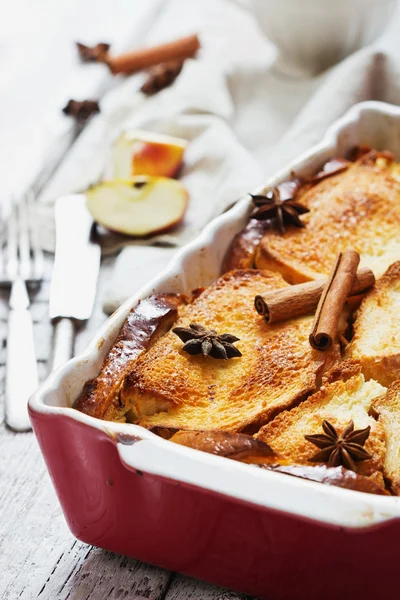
[51,318,76,372]
[6,280,39,432]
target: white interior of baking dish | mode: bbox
[30,101,400,528]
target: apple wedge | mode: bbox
[86,177,189,236]
[113,129,187,179]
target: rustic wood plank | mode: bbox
[0,434,69,599]
[37,545,172,600]
[165,575,252,600]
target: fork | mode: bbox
[1,193,44,431]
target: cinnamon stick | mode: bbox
[106,34,200,75]
[309,250,360,351]
[254,266,374,324]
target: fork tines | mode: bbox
[0,192,44,285]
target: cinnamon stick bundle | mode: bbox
[107,34,200,75]
[254,266,374,324]
[309,250,360,351]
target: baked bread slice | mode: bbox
[255,151,400,283]
[371,382,400,495]
[256,361,387,481]
[120,269,340,432]
[74,294,183,421]
[345,261,400,387]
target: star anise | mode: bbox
[172,323,242,359]
[305,420,372,472]
[62,99,100,122]
[76,42,110,63]
[250,185,309,234]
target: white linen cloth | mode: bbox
[35,0,400,314]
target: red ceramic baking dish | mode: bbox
[29,102,400,600]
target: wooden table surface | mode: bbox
[0,0,252,597]
[0,255,250,600]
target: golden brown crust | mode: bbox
[255,152,400,283]
[74,294,183,421]
[256,365,387,480]
[322,359,362,385]
[360,260,400,291]
[359,356,400,388]
[221,219,270,273]
[371,382,400,495]
[221,177,303,275]
[120,269,340,432]
[345,261,400,387]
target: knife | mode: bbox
[49,194,101,371]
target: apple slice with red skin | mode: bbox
[86,176,189,236]
[113,130,187,179]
